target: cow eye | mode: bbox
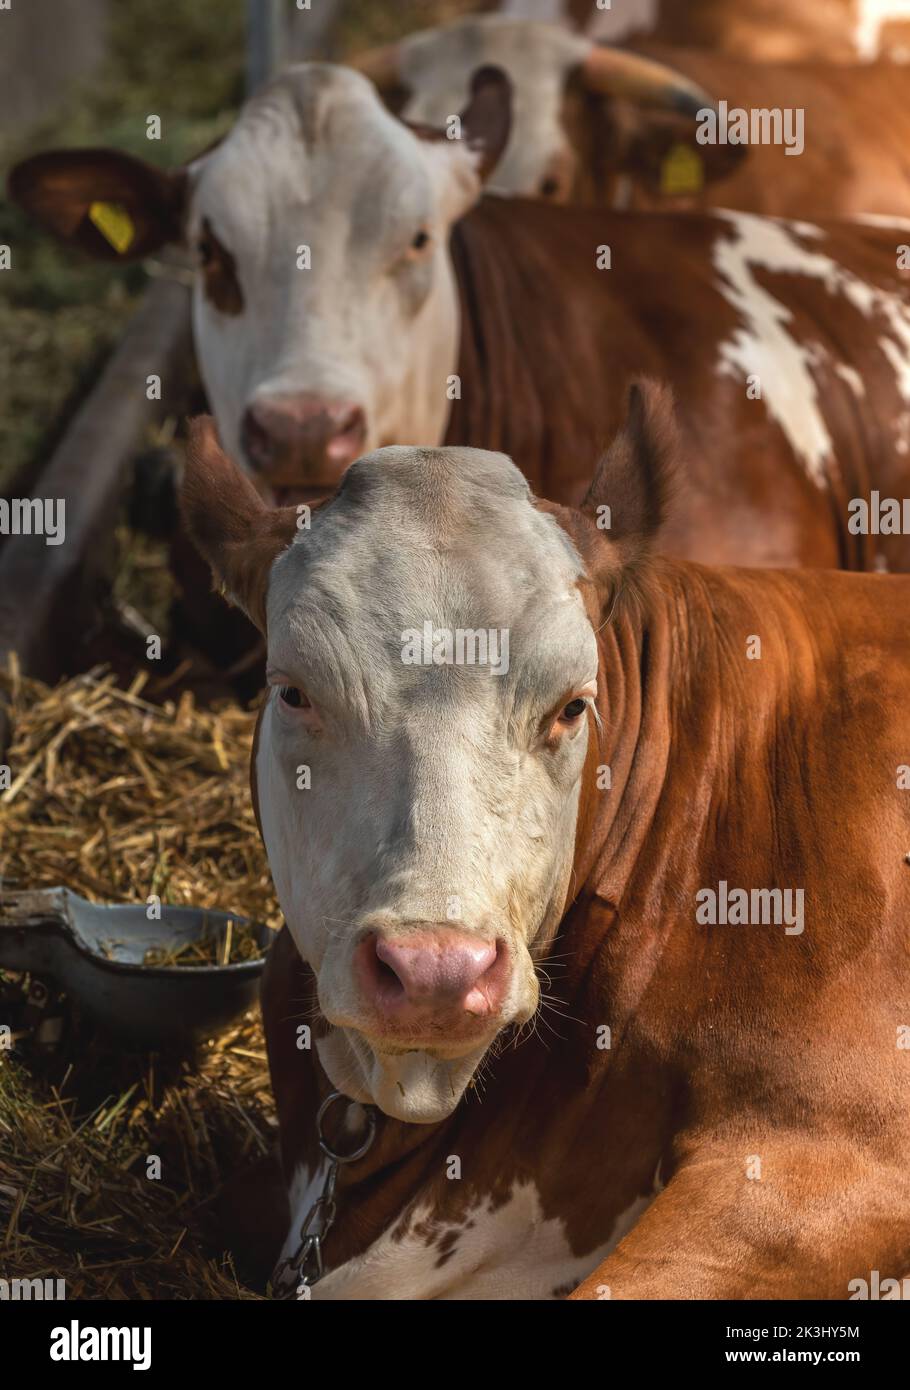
[279,686,310,710]
[197,235,214,267]
[411,229,431,252]
[539,176,560,199]
[560,697,587,721]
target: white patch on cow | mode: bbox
[281,1173,659,1301]
[879,335,910,404]
[855,0,910,61]
[497,0,659,37]
[278,1158,331,1269]
[585,0,658,43]
[855,212,910,232]
[500,0,571,21]
[892,407,910,453]
[835,362,867,397]
[712,209,910,486]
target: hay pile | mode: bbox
[0,1015,275,1298]
[0,658,280,926]
[0,661,283,1298]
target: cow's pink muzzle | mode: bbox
[354,928,510,1040]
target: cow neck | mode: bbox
[445,198,616,502]
[569,572,675,907]
[558,558,816,1026]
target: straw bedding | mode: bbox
[0,659,282,1298]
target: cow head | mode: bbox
[8,64,511,502]
[354,16,739,205]
[180,383,674,1123]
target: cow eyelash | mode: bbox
[560,697,588,722]
[278,686,311,710]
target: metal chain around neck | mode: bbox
[271,1090,377,1300]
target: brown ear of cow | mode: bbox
[179,417,300,634]
[611,103,748,197]
[461,65,513,181]
[408,64,512,183]
[7,148,186,261]
[574,380,678,590]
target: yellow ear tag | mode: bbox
[660,144,704,197]
[88,200,136,254]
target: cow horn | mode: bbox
[581,43,714,118]
[350,42,402,90]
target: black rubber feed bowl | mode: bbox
[0,887,273,1047]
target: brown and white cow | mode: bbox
[352,18,737,208]
[355,17,910,218]
[182,386,910,1299]
[11,64,910,574]
[496,0,910,63]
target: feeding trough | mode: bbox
[0,886,272,1048]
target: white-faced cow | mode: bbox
[352,17,733,208]
[11,64,910,572]
[181,386,910,1299]
[354,16,910,219]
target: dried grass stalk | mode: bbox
[0,663,282,1298]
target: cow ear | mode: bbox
[459,65,513,181]
[409,65,512,185]
[610,103,747,200]
[581,380,678,574]
[179,417,300,634]
[7,148,187,261]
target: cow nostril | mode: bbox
[326,404,367,461]
[359,933,407,1002]
[240,406,273,471]
[372,931,499,1006]
[375,951,403,991]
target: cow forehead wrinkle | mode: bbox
[273,452,589,631]
[192,63,439,243]
[289,445,574,554]
[267,572,594,722]
[264,449,593,716]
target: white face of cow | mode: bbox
[356,17,719,207]
[255,445,598,1122]
[9,63,512,501]
[187,66,490,496]
[394,20,590,202]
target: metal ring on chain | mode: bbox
[316,1090,377,1163]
